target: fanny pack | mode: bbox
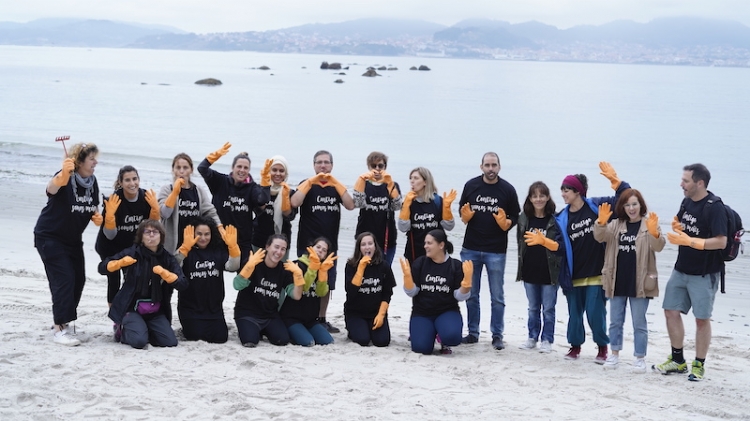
[134,299,161,315]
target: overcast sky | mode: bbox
[2,0,749,33]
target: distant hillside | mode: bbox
[278,18,446,39]
[0,18,185,47]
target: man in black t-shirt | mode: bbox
[655,164,727,382]
[291,150,355,333]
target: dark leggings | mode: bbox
[345,315,391,347]
[35,236,86,325]
[120,312,178,349]
[235,315,290,346]
[179,314,228,344]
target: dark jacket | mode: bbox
[515,212,562,285]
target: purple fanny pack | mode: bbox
[134,299,161,315]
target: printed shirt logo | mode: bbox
[190,260,220,280]
[569,217,593,242]
[421,274,451,293]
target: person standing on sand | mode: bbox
[291,150,355,334]
[95,165,161,307]
[197,143,269,267]
[593,188,665,372]
[555,162,631,363]
[34,142,101,346]
[352,151,402,266]
[252,155,296,262]
[653,164,727,382]
[458,152,520,351]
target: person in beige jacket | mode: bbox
[593,188,665,372]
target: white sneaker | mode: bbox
[539,340,552,354]
[631,357,647,373]
[603,354,619,369]
[53,328,81,347]
[518,338,537,350]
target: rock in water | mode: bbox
[418,65,431,71]
[334,79,344,83]
[195,78,222,85]
[362,69,381,77]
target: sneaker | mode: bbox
[603,354,619,370]
[564,346,581,360]
[688,360,705,381]
[652,355,688,375]
[461,334,479,344]
[322,321,340,334]
[595,345,608,365]
[631,357,647,373]
[518,338,537,350]
[539,340,552,354]
[53,328,81,347]
[242,342,257,348]
[492,336,505,350]
[439,345,453,355]
[113,323,122,343]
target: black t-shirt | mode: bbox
[675,195,728,275]
[279,260,321,327]
[410,256,463,317]
[176,187,201,246]
[355,181,400,252]
[252,189,296,249]
[95,189,152,256]
[567,204,604,279]
[404,197,442,262]
[297,183,342,252]
[234,262,292,319]
[34,174,100,247]
[522,215,552,285]
[344,260,396,319]
[614,221,639,297]
[178,247,229,319]
[460,176,520,253]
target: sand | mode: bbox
[2,178,750,421]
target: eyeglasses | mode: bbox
[371,163,386,170]
[314,160,332,165]
[143,229,160,236]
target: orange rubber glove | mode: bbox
[153,265,178,284]
[399,191,417,221]
[646,212,660,238]
[280,183,291,212]
[221,225,241,258]
[460,203,475,224]
[442,189,457,221]
[104,194,122,230]
[284,260,305,286]
[260,159,272,187]
[239,249,266,279]
[597,202,612,226]
[493,208,512,231]
[672,216,683,233]
[354,171,373,193]
[306,246,322,271]
[461,260,473,289]
[206,142,231,164]
[178,225,199,257]
[164,178,184,209]
[667,231,705,250]
[107,256,136,272]
[599,161,621,191]
[380,172,399,199]
[52,158,75,187]
[91,211,103,227]
[325,174,348,197]
[524,229,559,251]
[144,189,160,220]
[372,301,389,330]
[351,255,371,287]
[317,253,338,283]
[400,258,414,290]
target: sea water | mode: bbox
[1,45,749,241]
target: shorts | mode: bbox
[662,270,719,320]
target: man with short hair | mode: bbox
[458,152,520,350]
[291,150,354,333]
[655,163,727,381]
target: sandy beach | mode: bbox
[2,177,750,421]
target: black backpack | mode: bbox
[680,193,745,292]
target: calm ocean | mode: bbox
[1,45,748,232]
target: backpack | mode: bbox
[680,193,745,293]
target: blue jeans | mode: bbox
[609,296,649,357]
[409,311,462,354]
[460,249,506,339]
[384,246,397,267]
[287,322,333,346]
[566,285,609,347]
[524,282,559,343]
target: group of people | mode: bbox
[34,143,728,381]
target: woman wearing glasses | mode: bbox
[352,152,402,266]
[99,220,187,349]
[34,142,101,346]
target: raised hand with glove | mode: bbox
[354,171,374,193]
[178,225,199,257]
[460,260,473,291]
[323,174,349,197]
[280,182,292,212]
[221,225,241,258]
[400,258,414,290]
[399,190,417,221]
[442,189,457,221]
[493,208,512,231]
[107,256,137,272]
[284,260,305,286]
[351,255,372,287]
[380,172,400,199]
[317,253,338,283]
[153,265,178,284]
[260,159,273,187]
[52,158,76,187]
[144,189,160,220]
[206,142,232,164]
[524,229,559,251]
[646,212,660,238]
[460,203,475,224]
[164,178,184,209]
[667,231,705,250]
[306,246,322,271]
[597,202,613,226]
[671,216,683,233]
[103,194,122,230]
[239,249,266,279]
[599,161,621,191]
